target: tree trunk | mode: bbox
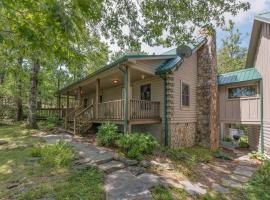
[27,59,40,128]
[15,57,23,121]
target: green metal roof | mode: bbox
[155,37,206,74]
[218,68,262,86]
[57,38,206,94]
[255,12,270,23]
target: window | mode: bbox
[140,84,151,101]
[228,85,257,99]
[182,82,190,107]
[99,95,103,103]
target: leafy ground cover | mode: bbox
[151,185,192,200]
[0,122,105,200]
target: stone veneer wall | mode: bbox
[196,34,219,148]
[170,122,196,148]
[166,71,196,148]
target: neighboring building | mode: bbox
[218,12,270,157]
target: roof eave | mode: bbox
[218,78,262,86]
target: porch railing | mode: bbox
[98,100,124,120]
[97,99,160,120]
[130,99,160,119]
[36,108,66,119]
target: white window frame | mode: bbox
[181,81,190,108]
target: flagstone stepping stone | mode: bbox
[42,134,73,144]
[221,178,242,188]
[0,140,8,145]
[233,166,255,177]
[137,173,162,189]
[127,166,146,176]
[230,174,250,183]
[106,169,153,200]
[212,183,229,193]
[70,141,114,165]
[99,160,125,173]
[178,180,207,196]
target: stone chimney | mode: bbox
[196,30,219,150]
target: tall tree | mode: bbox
[217,20,247,74]
[0,0,250,128]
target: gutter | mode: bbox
[161,74,169,146]
[260,80,264,153]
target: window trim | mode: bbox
[181,81,190,108]
[227,84,258,100]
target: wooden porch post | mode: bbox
[57,94,61,118]
[96,79,100,119]
[78,87,82,106]
[124,66,131,133]
[65,92,69,129]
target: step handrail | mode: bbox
[75,104,94,118]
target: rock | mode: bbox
[212,183,229,193]
[150,161,174,170]
[99,160,125,173]
[230,174,250,183]
[113,155,138,166]
[127,166,146,176]
[221,179,242,188]
[7,182,20,189]
[105,169,153,200]
[137,173,162,189]
[124,159,138,166]
[179,180,207,196]
[0,140,8,145]
[233,166,255,177]
[140,160,151,168]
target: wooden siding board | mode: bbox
[219,83,260,123]
[254,23,270,155]
[170,52,198,123]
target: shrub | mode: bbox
[96,123,119,147]
[239,135,249,148]
[223,135,232,142]
[30,141,74,168]
[117,132,158,160]
[45,115,61,129]
[248,151,266,161]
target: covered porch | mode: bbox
[57,61,164,134]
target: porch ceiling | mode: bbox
[63,67,153,96]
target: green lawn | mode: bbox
[0,122,105,200]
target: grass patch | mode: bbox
[236,160,270,199]
[0,121,105,200]
[20,167,105,200]
[30,141,74,168]
[151,185,191,200]
[152,146,212,177]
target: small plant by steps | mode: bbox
[31,141,75,168]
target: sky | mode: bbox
[127,0,270,55]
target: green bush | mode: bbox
[117,132,158,160]
[96,123,119,147]
[30,141,74,168]
[46,115,61,129]
[248,151,266,161]
[239,135,249,148]
[223,135,232,142]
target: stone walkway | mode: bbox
[41,133,259,199]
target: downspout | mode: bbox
[260,79,264,153]
[161,74,169,147]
